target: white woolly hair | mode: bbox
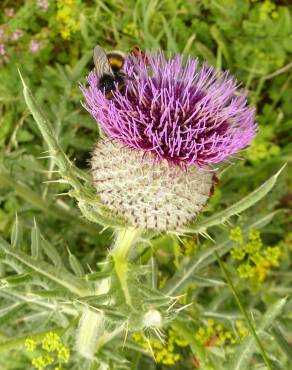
[91,140,214,231]
[75,308,104,359]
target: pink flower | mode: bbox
[5,8,15,17]
[30,40,42,53]
[0,44,8,65]
[36,0,49,11]
[0,28,5,40]
[0,44,6,56]
[11,29,23,41]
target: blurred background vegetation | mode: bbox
[0,0,291,369]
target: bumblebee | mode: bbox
[93,45,126,99]
[93,45,148,99]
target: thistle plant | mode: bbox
[0,44,288,369]
[81,52,257,231]
[79,49,261,309]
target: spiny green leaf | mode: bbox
[19,70,82,189]
[0,171,101,237]
[178,165,286,234]
[0,236,94,297]
[31,218,41,260]
[68,248,85,277]
[0,303,24,326]
[41,235,63,269]
[0,273,32,287]
[11,213,23,249]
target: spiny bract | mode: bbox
[91,140,214,230]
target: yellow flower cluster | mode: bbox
[173,237,199,268]
[230,228,281,282]
[122,23,139,38]
[133,321,248,365]
[25,337,37,352]
[246,142,280,163]
[133,330,187,365]
[56,0,81,40]
[25,332,70,370]
[235,320,249,339]
[32,355,54,370]
[195,319,238,346]
[259,0,278,21]
[180,237,198,257]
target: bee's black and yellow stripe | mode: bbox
[107,52,125,72]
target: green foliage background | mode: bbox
[0,0,291,369]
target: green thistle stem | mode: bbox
[112,228,141,307]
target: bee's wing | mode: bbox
[93,45,114,77]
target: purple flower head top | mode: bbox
[81,50,257,169]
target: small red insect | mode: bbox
[131,46,149,65]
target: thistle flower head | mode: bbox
[81,51,257,168]
[81,50,257,230]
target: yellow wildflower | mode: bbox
[133,330,182,365]
[236,320,249,338]
[25,337,37,352]
[57,345,70,363]
[123,23,139,37]
[231,228,282,282]
[32,356,46,370]
[56,0,81,40]
[259,0,277,21]
[42,332,62,352]
[230,227,243,244]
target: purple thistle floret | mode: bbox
[81,51,257,168]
